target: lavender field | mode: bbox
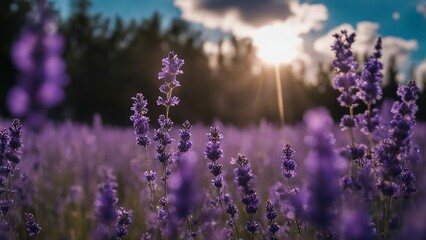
[2,1,426,240]
[2,44,426,240]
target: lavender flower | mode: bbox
[205,126,224,163]
[304,108,341,231]
[232,154,259,237]
[205,126,226,211]
[358,37,383,105]
[94,176,118,226]
[157,52,184,109]
[375,81,419,198]
[24,213,41,238]
[115,207,133,239]
[153,115,173,183]
[226,201,240,239]
[265,200,280,239]
[8,1,68,129]
[177,120,192,154]
[331,30,359,108]
[358,108,383,137]
[281,144,296,179]
[130,93,151,147]
[389,81,419,153]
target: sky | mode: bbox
[52,0,426,83]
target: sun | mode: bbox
[253,23,303,64]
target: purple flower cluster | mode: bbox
[390,81,419,153]
[232,154,259,237]
[281,144,296,179]
[376,81,419,198]
[115,207,133,239]
[358,37,383,105]
[24,213,41,238]
[130,93,151,147]
[157,52,184,109]
[331,30,359,108]
[8,1,68,129]
[94,173,118,226]
[177,120,192,155]
[94,170,133,239]
[205,126,224,190]
[265,200,280,240]
[153,115,173,181]
[0,119,25,236]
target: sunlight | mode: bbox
[253,23,303,64]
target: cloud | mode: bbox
[415,59,426,89]
[417,1,426,18]
[392,12,400,21]
[174,0,328,37]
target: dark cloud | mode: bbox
[195,0,293,27]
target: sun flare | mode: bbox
[253,23,303,64]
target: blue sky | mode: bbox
[52,0,426,80]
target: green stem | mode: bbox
[234,218,240,240]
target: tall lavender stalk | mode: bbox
[94,169,133,239]
[331,30,360,171]
[155,52,184,203]
[130,93,156,208]
[0,119,23,236]
[358,38,384,153]
[168,153,200,239]
[204,126,226,217]
[232,154,259,239]
[265,200,280,240]
[304,108,341,237]
[8,0,68,130]
[375,81,419,239]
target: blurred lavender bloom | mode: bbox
[130,93,151,147]
[168,153,201,238]
[340,115,356,131]
[94,175,118,226]
[140,233,152,240]
[340,209,376,240]
[358,37,383,105]
[399,169,416,199]
[281,144,296,179]
[8,1,68,129]
[356,163,376,201]
[66,185,84,204]
[303,108,341,230]
[24,213,41,238]
[169,153,199,220]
